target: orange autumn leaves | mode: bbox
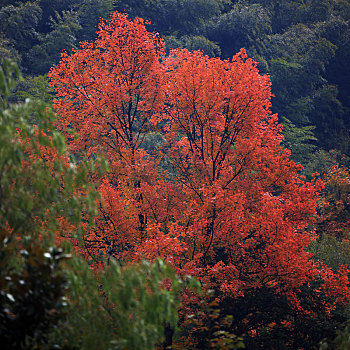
[49,12,350,309]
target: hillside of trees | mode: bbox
[1,1,350,349]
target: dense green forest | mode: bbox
[1,1,350,349]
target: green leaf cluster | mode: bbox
[0,59,101,238]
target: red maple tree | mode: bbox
[49,11,350,344]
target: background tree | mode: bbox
[114,0,226,35]
[205,2,271,61]
[281,117,317,168]
[317,165,350,240]
[26,10,81,75]
[0,1,42,67]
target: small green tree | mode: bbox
[61,256,199,350]
[0,57,100,349]
[281,116,317,166]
